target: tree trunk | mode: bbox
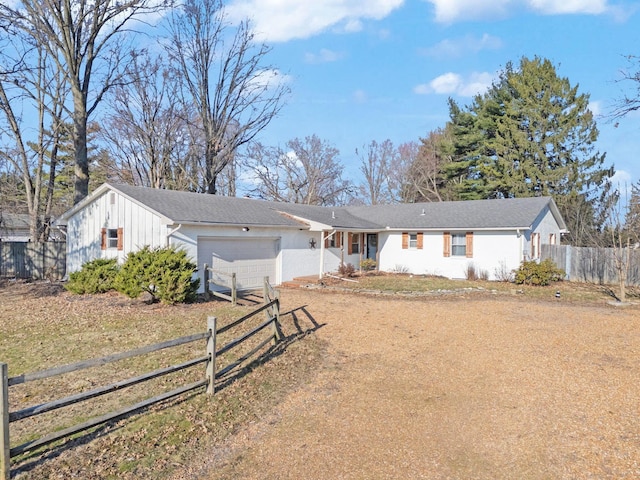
[73,94,89,204]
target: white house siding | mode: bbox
[525,206,562,260]
[377,230,521,280]
[281,230,324,281]
[66,191,165,272]
[169,225,324,292]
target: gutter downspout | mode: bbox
[319,230,336,280]
[166,224,182,246]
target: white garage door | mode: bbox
[198,237,279,291]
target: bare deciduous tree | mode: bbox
[357,139,397,205]
[401,129,453,203]
[612,55,640,120]
[0,35,68,240]
[0,0,168,204]
[167,0,289,195]
[101,52,198,191]
[244,135,352,206]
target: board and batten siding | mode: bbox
[66,191,165,273]
[377,230,522,280]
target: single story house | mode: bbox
[58,183,567,291]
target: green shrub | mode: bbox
[514,258,565,286]
[360,258,377,271]
[65,258,119,294]
[114,246,200,304]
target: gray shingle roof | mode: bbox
[63,183,565,232]
[345,196,562,230]
[109,184,305,227]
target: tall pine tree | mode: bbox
[443,56,614,245]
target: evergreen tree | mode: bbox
[442,56,614,245]
[624,181,640,244]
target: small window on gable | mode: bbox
[107,229,119,249]
[102,227,123,251]
[452,233,466,256]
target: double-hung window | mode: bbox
[444,232,473,258]
[409,233,417,249]
[101,227,123,251]
[451,233,466,256]
[349,233,360,254]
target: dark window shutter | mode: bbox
[466,232,473,258]
[117,227,124,251]
[101,228,107,250]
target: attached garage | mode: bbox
[197,237,280,291]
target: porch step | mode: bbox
[281,276,319,289]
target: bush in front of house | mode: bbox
[360,258,376,271]
[65,258,119,294]
[465,263,489,281]
[338,262,356,277]
[114,246,200,304]
[513,258,565,286]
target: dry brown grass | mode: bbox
[0,280,325,479]
[2,279,639,479]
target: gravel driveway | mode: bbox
[175,289,640,480]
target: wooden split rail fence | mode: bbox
[203,264,237,305]
[0,280,280,480]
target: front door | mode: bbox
[366,233,378,261]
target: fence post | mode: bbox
[203,264,210,298]
[263,276,269,303]
[272,293,281,344]
[231,273,237,306]
[1,363,10,480]
[206,317,217,396]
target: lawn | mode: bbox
[1,276,638,479]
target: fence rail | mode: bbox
[203,264,237,305]
[542,244,640,286]
[0,278,281,480]
[0,242,66,280]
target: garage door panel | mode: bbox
[198,237,278,290]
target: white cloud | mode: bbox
[426,0,613,23]
[421,33,503,58]
[249,69,292,90]
[589,100,603,117]
[414,71,493,97]
[304,49,345,64]
[426,0,512,23]
[611,169,632,188]
[527,0,607,15]
[226,0,405,42]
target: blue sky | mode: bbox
[224,0,640,191]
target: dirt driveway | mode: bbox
[175,289,640,480]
